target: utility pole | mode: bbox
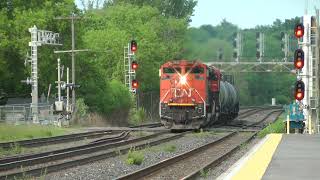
[55,13,81,111]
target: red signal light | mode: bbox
[295,92,304,101]
[131,61,138,70]
[294,49,304,70]
[294,24,304,38]
[130,40,137,53]
[132,79,138,89]
[295,80,305,101]
[294,60,304,69]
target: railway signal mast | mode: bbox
[295,13,320,133]
[281,32,290,62]
[124,40,139,94]
[22,26,61,123]
[233,32,242,62]
[256,32,265,63]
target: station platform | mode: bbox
[218,133,320,180]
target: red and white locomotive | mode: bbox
[159,60,239,129]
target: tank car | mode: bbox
[159,60,239,129]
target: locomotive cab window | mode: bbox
[163,67,181,74]
[186,66,204,74]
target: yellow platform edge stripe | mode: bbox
[231,134,283,180]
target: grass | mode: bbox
[126,148,145,165]
[199,169,209,178]
[0,123,71,157]
[258,114,285,138]
[163,144,177,152]
[0,123,69,142]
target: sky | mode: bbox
[190,0,313,28]
[75,0,319,29]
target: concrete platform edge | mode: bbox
[217,134,272,180]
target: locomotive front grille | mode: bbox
[160,103,204,123]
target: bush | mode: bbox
[130,107,147,126]
[76,98,89,119]
[126,149,144,165]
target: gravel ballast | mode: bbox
[45,132,229,180]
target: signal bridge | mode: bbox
[206,60,294,73]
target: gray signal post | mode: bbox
[124,42,136,93]
[233,32,242,63]
[256,32,265,63]
[281,32,290,62]
[22,26,61,123]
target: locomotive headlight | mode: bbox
[180,76,187,85]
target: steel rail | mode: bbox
[0,131,187,180]
[0,130,114,149]
[116,131,237,180]
[181,132,257,179]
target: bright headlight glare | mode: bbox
[180,76,187,85]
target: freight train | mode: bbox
[159,60,239,129]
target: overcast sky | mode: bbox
[75,0,320,29]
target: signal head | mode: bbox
[256,51,260,59]
[130,40,137,53]
[132,79,139,89]
[131,61,138,70]
[294,23,304,38]
[294,49,304,69]
[233,52,237,58]
[295,80,305,101]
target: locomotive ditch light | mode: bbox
[294,23,304,38]
[132,79,139,89]
[130,40,137,53]
[294,49,304,70]
[131,61,138,70]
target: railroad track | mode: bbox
[0,130,116,149]
[230,109,283,128]
[129,122,163,128]
[0,131,189,179]
[116,131,256,180]
[237,106,281,120]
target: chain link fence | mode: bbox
[0,103,60,125]
[137,91,160,122]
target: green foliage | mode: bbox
[0,0,77,96]
[258,114,285,138]
[126,148,144,165]
[105,0,197,21]
[199,169,209,178]
[130,107,147,126]
[163,144,176,152]
[0,1,193,118]
[76,98,89,118]
[0,143,24,157]
[82,4,187,93]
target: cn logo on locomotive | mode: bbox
[171,88,193,98]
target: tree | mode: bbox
[105,0,197,21]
